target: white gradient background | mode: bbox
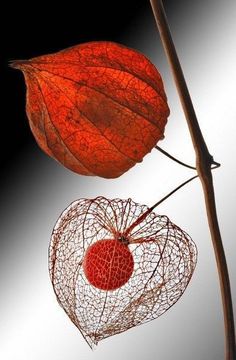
[1,1,236,359]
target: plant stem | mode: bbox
[125,174,198,236]
[155,145,196,169]
[149,1,235,359]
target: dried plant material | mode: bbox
[12,41,169,178]
[49,196,197,348]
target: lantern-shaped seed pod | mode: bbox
[12,42,170,178]
[49,197,197,348]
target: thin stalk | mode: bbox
[155,145,196,169]
[149,1,235,359]
[125,163,219,237]
[124,174,198,236]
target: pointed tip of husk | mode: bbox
[9,59,30,70]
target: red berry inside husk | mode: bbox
[83,239,134,291]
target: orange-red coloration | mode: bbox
[12,42,170,178]
[83,239,134,291]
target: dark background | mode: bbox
[2,0,146,168]
[1,0,180,171]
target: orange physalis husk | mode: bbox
[12,42,170,178]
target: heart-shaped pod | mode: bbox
[49,197,197,348]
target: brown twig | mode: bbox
[149,1,236,359]
[124,174,198,236]
[155,145,196,169]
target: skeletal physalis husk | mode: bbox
[49,196,197,348]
